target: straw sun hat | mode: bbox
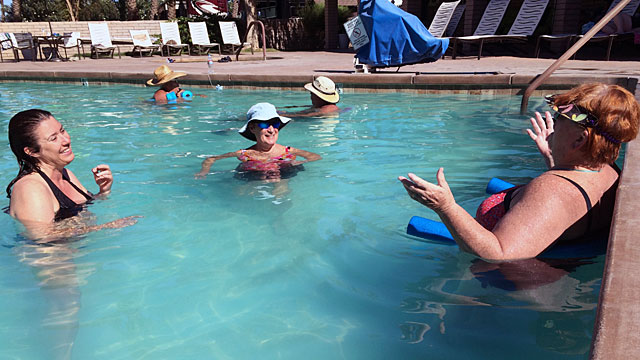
[238,103,292,141]
[304,76,340,104]
[146,65,187,86]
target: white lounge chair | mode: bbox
[428,1,462,38]
[160,22,190,56]
[188,22,221,55]
[0,32,37,62]
[452,0,550,59]
[87,23,120,59]
[60,32,82,60]
[130,30,159,57]
[219,21,253,55]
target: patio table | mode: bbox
[35,34,71,61]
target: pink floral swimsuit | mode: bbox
[475,185,521,231]
[237,146,296,172]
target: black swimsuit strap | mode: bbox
[553,174,593,230]
[35,168,92,208]
[62,169,93,201]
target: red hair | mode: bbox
[551,83,640,167]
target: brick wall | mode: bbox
[0,21,164,59]
[0,20,163,39]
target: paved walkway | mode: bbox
[1,51,639,86]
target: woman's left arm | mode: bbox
[399,169,495,256]
[289,147,322,164]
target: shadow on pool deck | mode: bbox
[1,51,639,359]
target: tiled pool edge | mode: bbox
[1,71,638,96]
[590,137,640,360]
[2,71,639,357]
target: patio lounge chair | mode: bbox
[428,1,463,38]
[160,22,190,56]
[130,30,160,57]
[448,0,510,58]
[188,22,221,55]
[87,23,121,59]
[445,1,466,37]
[219,21,253,55]
[60,32,82,60]
[536,0,640,60]
[451,0,550,59]
[0,32,38,62]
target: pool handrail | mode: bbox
[519,0,632,114]
[236,20,266,62]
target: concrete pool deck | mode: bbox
[1,51,639,359]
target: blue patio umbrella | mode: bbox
[356,0,449,68]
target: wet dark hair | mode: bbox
[6,109,52,198]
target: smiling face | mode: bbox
[28,116,74,168]
[249,120,280,147]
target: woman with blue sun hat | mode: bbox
[196,102,322,180]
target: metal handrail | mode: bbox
[519,0,632,114]
[236,20,266,61]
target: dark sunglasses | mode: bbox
[257,119,282,129]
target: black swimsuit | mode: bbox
[36,168,93,221]
[504,164,622,233]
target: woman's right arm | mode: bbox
[10,179,138,242]
[399,169,575,260]
[526,111,555,169]
[195,151,240,178]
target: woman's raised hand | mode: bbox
[398,168,455,213]
[526,111,554,167]
[92,164,113,194]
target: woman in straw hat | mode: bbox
[196,102,321,180]
[147,65,192,103]
[283,76,341,117]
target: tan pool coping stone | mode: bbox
[1,52,640,358]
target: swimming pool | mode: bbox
[0,82,604,359]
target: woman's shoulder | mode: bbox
[11,173,50,198]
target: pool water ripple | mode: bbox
[0,82,605,359]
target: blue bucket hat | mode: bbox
[238,103,292,141]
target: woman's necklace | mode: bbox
[551,166,601,173]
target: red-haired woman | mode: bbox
[400,83,640,260]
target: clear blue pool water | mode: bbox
[0,82,605,359]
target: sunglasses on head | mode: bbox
[545,96,598,128]
[256,119,282,129]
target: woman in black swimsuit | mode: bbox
[6,109,138,241]
[400,83,640,260]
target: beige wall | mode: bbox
[1,21,165,59]
[0,20,164,39]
